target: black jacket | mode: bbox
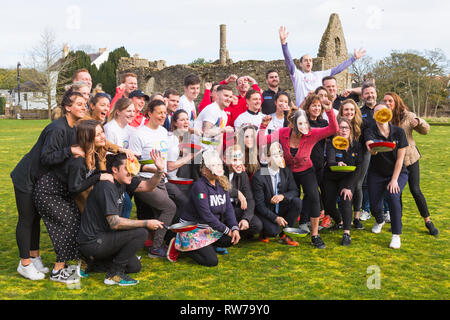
[226,167,255,222]
[252,166,299,223]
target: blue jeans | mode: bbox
[121,193,132,219]
[368,171,408,235]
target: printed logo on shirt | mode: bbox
[215,117,226,129]
[210,194,226,207]
[336,153,343,158]
[198,193,206,200]
[264,96,273,100]
[362,114,367,118]
[123,140,129,149]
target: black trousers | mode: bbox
[185,234,233,267]
[79,228,148,274]
[14,187,41,259]
[406,160,430,218]
[323,175,353,230]
[233,206,263,239]
[293,167,321,222]
[257,197,302,237]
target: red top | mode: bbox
[225,83,262,128]
[107,86,125,118]
[258,109,338,173]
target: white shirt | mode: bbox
[128,125,169,179]
[177,95,197,127]
[322,109,339,122]
[267,113,285,133]
[104,119,133,149]
[292,69,331,106]
[193,102,228,148]
[234,110,265,130]
[166,133,181,179]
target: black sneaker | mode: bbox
[353,218,364,230]
[341,233,352,246]
[425,221,440,236]
[311,235,326,249]
[330,223,343,231]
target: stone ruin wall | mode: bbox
[117,13,352,106]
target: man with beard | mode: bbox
[261,70,284,115]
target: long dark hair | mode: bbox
[76,119,106,170]
[385,92,409,126]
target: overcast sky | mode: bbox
[1,0,449,69]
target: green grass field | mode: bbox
[0,119,448,300]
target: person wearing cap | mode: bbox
[128,90,150,128]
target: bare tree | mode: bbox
[26,28,74,119]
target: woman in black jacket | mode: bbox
[323,118,363,246]
[225,144,263,241]
[33,119,113,284]
[11,91,86,281]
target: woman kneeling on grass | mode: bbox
[365,104,409,249]
[323,118,363,246]
[166,149,240,266]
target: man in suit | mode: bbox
[252,142,302,246]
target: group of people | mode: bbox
[11,26,439,287]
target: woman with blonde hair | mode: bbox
[338,98,365,229]
[383,92,439,235]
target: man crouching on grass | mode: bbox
[77,151,165,286]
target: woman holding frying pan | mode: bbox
[166,149,240,266]
[383,92,439,236]
[365,104,409,249]
[323,118,363,246]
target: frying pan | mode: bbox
[369,141,396,153]
[283,227,309,237]
[201,136,220,146]
[139,159,154,165]
[168,177,194,185]
[330,165,356,172]
[179,143,202,151]
[163,221,198,232]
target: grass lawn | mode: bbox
[0,119,448,300]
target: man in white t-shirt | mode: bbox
[177,74,201,127]
[194,85,235,152]
[279,26,366,107]
[234,89,265,130]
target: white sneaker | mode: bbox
[17,261,45,280]
[372,221,386,234]
[31,256,49,274]
[360,210,371,221]
[383,211,391,223]
[389,234,401,249]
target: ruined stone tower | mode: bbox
[219,24,230,66]
[314,13,352,89]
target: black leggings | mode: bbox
[406,161,430,218]
[323,175,353,230]
[186,234,233,267]
[14,187,41,259]
[293,168,321,221]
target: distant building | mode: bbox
[12,80,55,110]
